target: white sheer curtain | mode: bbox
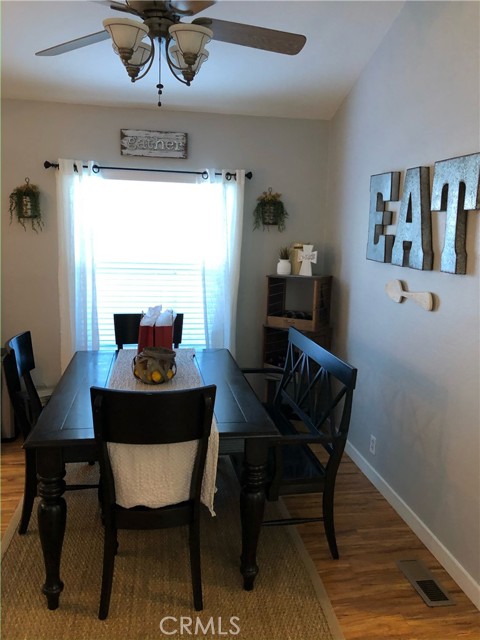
[56,159,100,372]
[56,163,244,366]
[201,169,245,357]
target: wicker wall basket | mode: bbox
[253,188,288,231]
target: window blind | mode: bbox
[96,261,207,349]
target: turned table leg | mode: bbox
[240,438,269,590]
[36,449,67,610]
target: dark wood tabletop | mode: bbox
[25,348,278,450]
[24,348,279,610]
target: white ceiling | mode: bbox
[1,0,404,120]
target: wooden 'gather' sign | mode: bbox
[120,129,187,158]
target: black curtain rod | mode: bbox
[44,161,252,181]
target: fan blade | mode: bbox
[169,1,216,16]
[112,1,151,16]
[106,1,214,16]
[195,18,306,55]
[92,0,138,13]
[110,1,138,13]
[35,31,110,57]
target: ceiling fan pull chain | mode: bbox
[156,43,164,108]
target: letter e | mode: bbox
[366,172,400,263]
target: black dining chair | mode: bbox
[235,328,357,559]
[4,331,98,534]
[90,384,216,619]
[113,312,184,349]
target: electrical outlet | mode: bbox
[369,435,376,455]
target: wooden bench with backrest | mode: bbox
[234,327,357,559]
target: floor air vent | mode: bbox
[397,560,455,607]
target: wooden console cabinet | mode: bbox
[263,274,332,367]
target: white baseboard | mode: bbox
[345,442,480,610]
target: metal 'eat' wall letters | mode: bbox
[366,152,480,274]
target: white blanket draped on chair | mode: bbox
[107,349,219,515]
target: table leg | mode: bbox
[240,438,269,590]
[36,448,67,610]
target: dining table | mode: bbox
[23,347,279,611]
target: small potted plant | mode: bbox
[277,246,292,275]
[253,187,288,231]
[9,178,44,232]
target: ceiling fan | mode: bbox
[35,1,307,106]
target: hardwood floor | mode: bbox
[2,437,479,639]
[1,439,26,533]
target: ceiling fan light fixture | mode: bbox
[103,17,149,63]
[34,2,306,107]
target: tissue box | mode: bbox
[137,325,173,353]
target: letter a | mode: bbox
[391,167,433,270]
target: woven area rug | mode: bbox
[2,458,343,640]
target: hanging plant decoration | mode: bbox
[253,187,288,232]
[9,178,44,232]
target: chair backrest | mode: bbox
[90,385,216,506]
[114,313,184,349]
[172,313,184,349]
[4,332,43,436]
[113,313,142,349]
[274,327,357,447]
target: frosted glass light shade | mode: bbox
[169,44,209,72]
[126,42,152,67]
[169,23,212,56]
[103,18,148,53]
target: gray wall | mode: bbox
[1,101,329,384]
[326,1,479,605]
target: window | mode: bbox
[85,177,224,349]
[55,160,244,371]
